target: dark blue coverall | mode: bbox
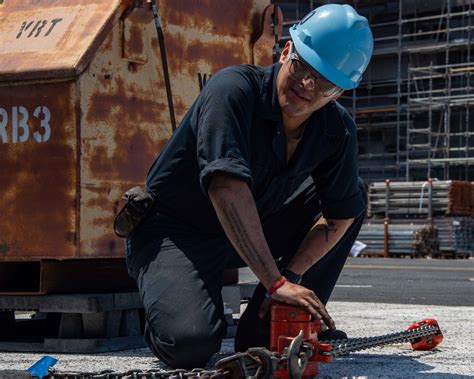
[125,63,367,368]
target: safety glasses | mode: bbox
[287,44,343,98]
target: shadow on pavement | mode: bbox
[319,352,472,379]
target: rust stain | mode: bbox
[92,214,115,228]
[162,0,254,38]
[88,146,113,174]
[128,24,144,57]
[151,35,159,51]
[88,134,167,182]
[101,26,114,51]
[115,133,166,181]
[0,82,77,259]
[173,97,187,123]
[123,6,153,63]
[86,77,164,125]
[165,33,245,78]
[82,184,112,195]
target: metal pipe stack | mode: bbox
[434,217,474,257]
[359,180,473,258]
[359,223,425,255]
[367,181,472,217]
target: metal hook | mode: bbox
[287,330,308,379]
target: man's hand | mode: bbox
[258,281,336,331]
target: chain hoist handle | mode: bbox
[215,348,276,378]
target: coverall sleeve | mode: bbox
[196,67,257,196]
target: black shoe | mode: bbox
[317,329,348,342]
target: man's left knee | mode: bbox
[145,319,225,369]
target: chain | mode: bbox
[45,367,230,378]
[43,324,439,378]
[323,324,439,357]
[44,348,286,379]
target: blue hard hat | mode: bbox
[289,4,373,90]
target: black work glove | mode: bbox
[113,186,154,238]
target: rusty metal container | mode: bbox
[0,0,282,292]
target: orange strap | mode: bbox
[266,276,286,299]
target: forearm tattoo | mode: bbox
[223,203,267,268]
[313,219,338,242]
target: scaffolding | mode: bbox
[406,61,474,178]
[405,0,474,180]
[278,0,474,182]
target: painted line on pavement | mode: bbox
[335,285,373,288]
[345,264,474,272]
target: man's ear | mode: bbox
[279,40,292,65]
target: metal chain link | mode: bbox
[43,324,439,378]
[46,367,230,379]
[324,324,439,357]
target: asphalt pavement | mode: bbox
[331,257,474,306]
[240,256,474,306]
[0,257,473,378]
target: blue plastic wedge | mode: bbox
[27,356,58,379]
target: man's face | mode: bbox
[276,41,343,120]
